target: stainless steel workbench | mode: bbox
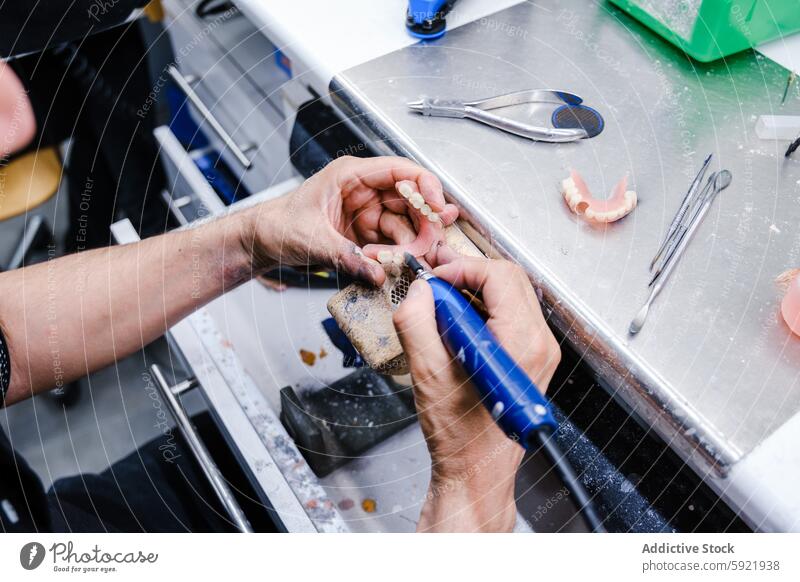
[329,0,800,527]
[154,0,800,531]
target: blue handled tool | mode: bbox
[404,253,606,532]
[406,0,459,40]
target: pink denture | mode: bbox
[781,270,800,336]
[561,170,637,223]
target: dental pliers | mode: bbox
[407,89,594,143]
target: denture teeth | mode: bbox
[398,183,413,199]
[377,250,393,264]
[420,204,431,216]
[392,253,404,266]
[410,192,425,208]
[427,212,439,223]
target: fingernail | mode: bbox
[406,279,426,298]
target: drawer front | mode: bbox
[161,0,299,194]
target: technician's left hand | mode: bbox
[239,156,459,285]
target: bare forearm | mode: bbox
[0,211,255,404]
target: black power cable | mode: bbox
[532,431,607,533]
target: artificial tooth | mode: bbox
[410,192,425,207]
[427,212,439,223]
[392,253,404,266]
[398,183,413,198]
[420,204,431,216]
[377,250,393,264]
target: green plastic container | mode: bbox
[608,0,800,62]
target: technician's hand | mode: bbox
[240,156,458,285]
[393,253,561,532]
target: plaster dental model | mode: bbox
[778,269,800,336]
[377,250,406,277]
[561,170,637,223]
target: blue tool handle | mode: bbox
[427,276,558,447]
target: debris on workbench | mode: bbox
[338,498,355,511]
[777,269,800,336]
[299,349,317,366]
[361,498,377,513]
[319,348,328,359]
[561,170,637,223]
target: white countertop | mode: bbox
[233,0,524,95]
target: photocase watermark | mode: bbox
[478,16,529,39]
[0,86,32,205]
[426,435,519,501]
[141,371,181,463]
[20,541,158,574]
[46,244,65,394]
[19,542,46,570]
[451,73,499,95]
[75,176,94,254]
[190,204,211,300]
[530,486,569,523]
[87,0,121,23]
[556,9,630,79]
[137,6,239,119]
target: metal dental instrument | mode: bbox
[649,154,712,270]
[651,170,717,279]
[407,89,602,143]
[650,170,732,285]
[630,170,732,335]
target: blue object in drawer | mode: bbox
[193,151,251,205]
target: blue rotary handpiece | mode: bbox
[406,1,459,40]
[403,254,557,446]
[403,253,606,532]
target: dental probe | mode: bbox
[404,253,606,533]
[650,154,712,270]
[630,170,733,335]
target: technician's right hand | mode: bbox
[393,254,561,532]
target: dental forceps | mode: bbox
[407,89,601,143]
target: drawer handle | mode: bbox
[168,66,254,170]
[149,364,253,532]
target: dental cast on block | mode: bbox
[398,183,441,223]
[378,250,407,277]
[561,169,637,223]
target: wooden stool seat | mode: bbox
[0,148,62,220]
